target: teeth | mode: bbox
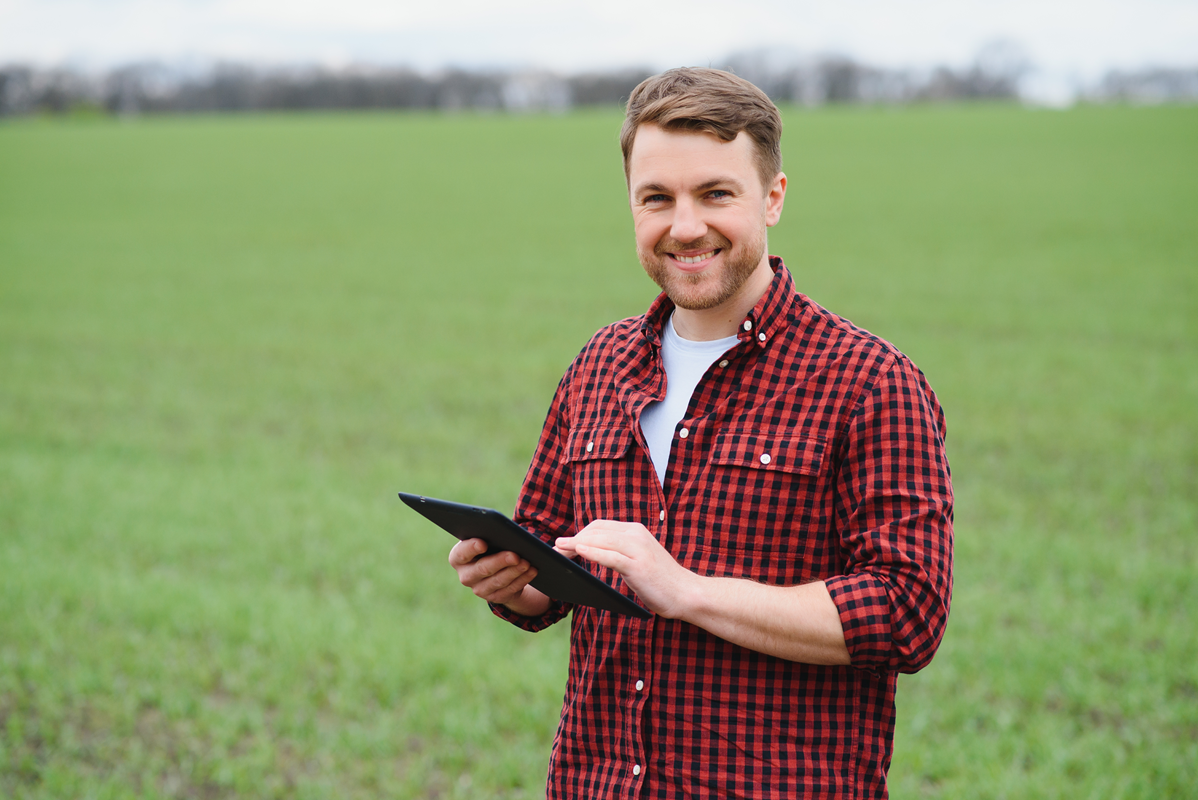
[674,250,717,264]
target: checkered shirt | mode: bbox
[493,257,954,799]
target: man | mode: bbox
[449,67,953,799]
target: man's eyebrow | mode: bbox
[694,177,746,192]
[633,177,746,196]
[633,182,670,196]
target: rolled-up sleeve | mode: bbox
[825,356,954,674]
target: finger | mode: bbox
[573,541,635,573]
[578,519,636,536]
[495,565,538,603]
[448,538,488,567]
[576,520,653,542]
[459,550,521,583]
[570,530,644,555]
[475,562,536,603]
[453,552,515,592]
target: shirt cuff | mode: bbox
[488,597,573,632]
[825,572,894,671]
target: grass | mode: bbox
[1,103,1195,798]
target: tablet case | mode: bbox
[400,492,651,619]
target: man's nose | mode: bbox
[669,197,707,243]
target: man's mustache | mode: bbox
[654,235,731,256]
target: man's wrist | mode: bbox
[673,570,714,623]
[502,585,553,618]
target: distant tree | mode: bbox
[1095,67,1198,104]
[567,69,652,106]
[0,66,35,115]
[502,71,570,112]
[918,40,1029,101]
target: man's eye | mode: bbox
[708,190,730,199]
[644,194,669,203]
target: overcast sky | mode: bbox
[3,0,1196,80]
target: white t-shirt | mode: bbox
[639,313,740,485]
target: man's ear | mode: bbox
[765,172,787,228]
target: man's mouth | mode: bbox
[670,249,720,264]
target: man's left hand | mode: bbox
[555,520,695,619]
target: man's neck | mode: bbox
[671,259,775,342]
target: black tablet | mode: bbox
[400,492,651,619]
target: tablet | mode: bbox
[399,492,651,619]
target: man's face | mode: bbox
[627,124,786,313]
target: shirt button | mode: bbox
[679,427,689,439]
[742,320,753,331]
[633,765,641,776]
[760,453,771,465]
[586,441,594,453]
[718,359,729,368]
[659,510,665,522]
[636,679,644,691]
[758,332,767,342]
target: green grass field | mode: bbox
[1,103,1195,798]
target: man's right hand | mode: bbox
[448,538,552,617]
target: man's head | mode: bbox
[620,67,782,193]
[623,69,786,329]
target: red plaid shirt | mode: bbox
[494,258,953,799]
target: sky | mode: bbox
[3,0,1196,86]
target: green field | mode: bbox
[1,103,1195,798]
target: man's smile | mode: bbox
[670,249,721,265]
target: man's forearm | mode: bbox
[558,522,852,665]
[679,576,850,665]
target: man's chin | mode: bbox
[643,261,744,311]
[661,276,736,312]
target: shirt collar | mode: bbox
[641,256,795,350]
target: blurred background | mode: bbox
[1,2,1195,799]
[3,0,1198,114]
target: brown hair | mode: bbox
[620,67,783,190]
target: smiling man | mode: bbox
[449,67,954,799]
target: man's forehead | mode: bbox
[628,123,750,158]
[627,124,755,190]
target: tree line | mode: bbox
[2,44,1195,117]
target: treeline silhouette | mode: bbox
[0,64,652,116]
[2,44,1195,117]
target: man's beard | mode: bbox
[638,228,767,311]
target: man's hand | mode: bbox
[555,520,697,619]
[557,519,850,665]
[448,538,551,617]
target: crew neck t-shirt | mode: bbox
[639,313,740,485]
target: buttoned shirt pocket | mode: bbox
[694,427,834,584]
[565,422,640,531]
[710,427,826,476]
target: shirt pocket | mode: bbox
[694,427,832,583]
[566,424,634,463]
[709,427,826,476]
[565,422,639,530]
